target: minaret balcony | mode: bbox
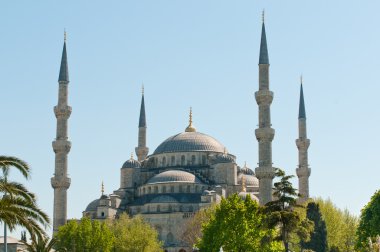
[296,167,311,177]
[51,177,71,189]
[255,128,275,142]
[296,139,310,149]
[255,90,273,105]
[52,140,71,153]
[54,105,72,119]
[255,166,276,179]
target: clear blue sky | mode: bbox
[1,1,379,236]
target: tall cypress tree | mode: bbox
[302,202,328,252]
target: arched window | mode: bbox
[148,187,151,194]
[186,185,191,193]
[162,157,166,166]
[101,212,105,217]
[202,155,206,165]
[157,205,160,212]
[167,232,174,243]
[162,186,166,193]
[189,205,194,212]
[191,155,196,165]
[179,205,183,212]
[147,206,150,212]
[181,155,185,166]
[143,188,146,194]
[154,186,158,193]
[195,185,199,193]
[171,156,175,166]
[168,205,172,212]
[170,186,174,193]
[179,185,183,193]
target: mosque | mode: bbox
[51,17,311,252]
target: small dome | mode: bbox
[150,195,178,203]
[147,170,202,184]
[215,154,234,163]
[238,163,255,175]
[153,132,226,154]
[122,158,141,169]
[85,199,99,212]
[238,192,259,202]
[238,174,259,187]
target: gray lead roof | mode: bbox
[58,42,69,82]
[139,94,146,127]
[299,84,306,119]
[259,23,269,65]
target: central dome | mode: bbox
[153,132,226,154]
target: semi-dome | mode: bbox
[122,157,141,168]
[215,154,235,163]
[153,132,226,155]
[238,174,259,187]
[147,170,202,184]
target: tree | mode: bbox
[265,169,313,252]
[22,234,56,252]
[54,218,114,252]
[356,190,380,251]
[314,198,357,252]
[301,202,328,252]
[106,213,162,252]
[196,194,282,252]
[0,156,50,238]
[181,204,216,248]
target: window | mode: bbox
[162,186,166,193]
[162,157,166,166]
[171,156,175,166]
[195,185,199,193]
[157,205,160,212]
[189,206,194,212]
[101,212,105,217]
[170,186,174,193]
[148,187,151,194]
[202,155,206,165]
[186,185,191,193]
[154,186,158,193]
[191,155,196,165]
[168,205,172,212]
[181,155,185,166]
[143,188,146,194]
[179,185,183,193]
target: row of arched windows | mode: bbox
[153,154,208,167]
[139,184,206,196]
[137,204,195,213]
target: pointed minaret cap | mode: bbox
[139,84,147,127]
[185,107,196,132]
[259,10,269,65]
[58,30,69,82]
[298,76,306,119]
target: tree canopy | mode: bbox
[106,213,162,252]
[314,197,357,252]
[265,169,313,252]
[301,202,328,252]
[196,193,282,252]
[356,190,380,251]
[54,218,114,252]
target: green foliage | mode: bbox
[355,190,380,251]
[106,213,162,252]
[265,169,314,252]
[22,234,56,252]
[196,194,282,252]
[0,156,50,239]
[314,198,357,252]
[181,204,216,247]
[55,218,114,252]
[301,202,328,252]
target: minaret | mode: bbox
[135,86,149,161]
[51,32,72,233]
[296,78,311,203]
[254,12,276,205]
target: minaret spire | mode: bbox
[185,107,196,132]
[296,77,311,203]
[51,32,72,233]
[255,14,276,205]
[135,85,149,161]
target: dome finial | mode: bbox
[241,175,246,192]
[130,152,134,160]
[64,29,67,42]
[142,83,144,95]
[185,107,196,132]
[300,74,303,85]
[262,9,265,23]
[101,181,104,195]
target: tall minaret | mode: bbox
[51,32,71,233]
[254,12,276,205]
[296,78,311,203]
[135,86,148,161]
